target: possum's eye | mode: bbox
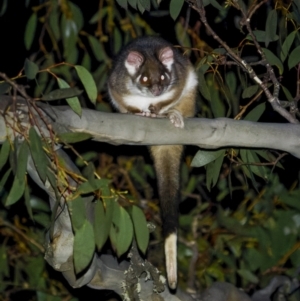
[142,76,148,82]
[161,74,165,80]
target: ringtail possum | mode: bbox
[108,36,198,289]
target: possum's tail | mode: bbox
[150,145,183,289]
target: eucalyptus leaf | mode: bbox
[77,179,110,195]
[0,168,11,194]
[5,176,25,206]
[88,35,106,62]
[191,149,224,167]
[0,0,7,17]
[41,87,83,101]
[242,85,259,99]
[116,0,127,9]
[280,30,296,62]
[73,220,95,274]
[169,0,184,20]
[94,200,108,250]
[130,206,149,254]
[0,245,9,277]
[75,65,97,105]
[246,30,278,43]
[68,196,86,230]
[57,132,92,144]
[265,9,277,47]
[281,85,294,102]
[24,13,37,50]
[0,139,10,171]
[206,150,225,190]
[262,48,284,75]
[128,0,137,9]
[24,59,39,80]
[288,45,300,70]
[29,127,48,183]
[57,78,82,116]
[16,140,29,181]
[243,103,266,122]
[198,70,211,101]
[139,0,150,11]
[49,9,60,40]
[111,205,133,257]
[0,82,10,94]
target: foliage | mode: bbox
[0,0,300,300]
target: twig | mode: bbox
[0,218,45,253]
[188,0,299,124]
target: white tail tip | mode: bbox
[165,233,177,289]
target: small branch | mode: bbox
[0,218,45,253]
[188,0,299,124]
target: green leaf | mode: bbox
[37,292,61,301]
[113,28,122,55]
[73,220,95,274]
[24,59,39,80]
[128,0,137,9]
[265,9,277,47]
[137,0,145,13]
[74,65,97,105]
[206,150,225,190]
[0,82,10,94]
[0,168,12,194]
[69,2,84,32]
[254,150,284,169]
[49,9,60,40]
[139,0,150,11]
[116,0,127,9]
[170,0,184,20]
[68,197,86,229]
[16,140,29,181]
[101,199,115,244]
[246,30,278,43]
[0,139,10,171]
[210,0,224,10]
[0,245,9,277]
[77,179,110,195]
[88,36,106,62]
[237,269,259,284]
[262,48,284,75]
[288,45,300,70]
[57,78,82,116]
[24,13,37,50]
[280,30,296,62]
[240,149,267,179]
[225,71,237,97]
[57,132,92,144]
[5,176,25,206]
[0,0,8,17]
[110,204,133,257]
[198,70,211,101]
[281,85,294,102]
[94,199,116,251]
[41,88,83,101]
[29,127,48,183]
[243,103,266,122]
[61,15,78,59]
[94,201,107,250]
[24,184,33,221]
[191,149,225,167]
[242,85,259,99]
[130,206,149,254]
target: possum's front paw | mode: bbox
[135,111,157,117]
[168,110,184,128]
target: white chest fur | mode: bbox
[121,68,197,114]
